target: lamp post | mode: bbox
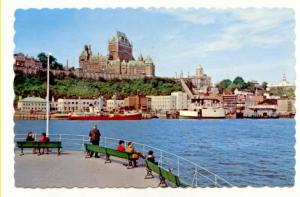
[46,53,52,137]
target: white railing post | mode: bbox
[142,145,145,156]
[214,175,217,186]
[81,135,85,151]
[177,157,180,177]
[59,134,62,142]
[104,137,107,147]
[159,151,163,167]
[195,167,198,187]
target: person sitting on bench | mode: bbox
[125,142,141,167]
[117,140,125,152]
[26,131,36,154]
[38,132,50,154]
[146,150,158,165]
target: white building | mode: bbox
[148,91,188,112]
[267,74,295,90]
[147,95,176,112]
[106,99,125,111]
[171,92,188,110]
[57,97,104,112]
[17,96,47,112]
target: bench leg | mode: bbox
[37,148,41,156]
[104,154,111,163]
[144,169,154,179]
[158,176,168,188]
[127,160,134,169]
[57,148,61,156]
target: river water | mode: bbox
[14,119,295,187]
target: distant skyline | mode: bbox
[14,8,295,84]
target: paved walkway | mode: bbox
[15,151,160,188]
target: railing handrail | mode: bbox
[14,133,234,187]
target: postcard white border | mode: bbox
[1,0,300,197]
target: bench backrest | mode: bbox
[106,147,132,159]
[17,141,62,148]
[159,166,180,186]
[145,159,181,187]
[84,144,132,159]
[145,159,160,174]
[84,144,106,154]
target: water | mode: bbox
[14,119,295,187]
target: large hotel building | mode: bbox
[79,31,155,77]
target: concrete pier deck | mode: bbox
[15,151,160,188]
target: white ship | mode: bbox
[179,98,225,119]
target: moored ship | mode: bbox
[68,112,142,120]
[179,98,225,119]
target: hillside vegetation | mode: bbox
[14,72,182,100]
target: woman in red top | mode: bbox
[38,132,50,154]
[117,140,125,152]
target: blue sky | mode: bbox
[14,8,295,84]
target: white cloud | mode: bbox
[160,8,294,54]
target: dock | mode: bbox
[15,151,160,188]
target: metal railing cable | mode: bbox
[14,133,234,187]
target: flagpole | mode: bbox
[46,53,51,136]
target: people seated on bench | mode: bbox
[146,150,158,165]
[38,132,50,154]
[26,131,36,154]
[117,140,125,152]
[125,142,144,167]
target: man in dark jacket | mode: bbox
[89,124,101,158]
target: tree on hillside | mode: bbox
[232,76,246,88]
[37,52,63,69]
[216,79,232,93]
[261,81,268,90]
[245,81,256,92]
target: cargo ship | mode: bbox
[68,112,142,120]
[179,98,225,119]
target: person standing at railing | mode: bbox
[89,124,101,158]
[26,131,36,154]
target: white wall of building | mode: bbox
[57,97,103,112]
[106,99,125,111]
[148,91,188,112]
[171,91,188,110]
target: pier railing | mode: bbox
[14,133,234,187]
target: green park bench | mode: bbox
[17,141,62,156]
[144,159,189,188]
[84,144,134,168]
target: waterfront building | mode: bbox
[106,98,125,112]
[124,95,149,111]
[243,99,278,118]
[17,96,47,112]
[171,92,188,110]
[79,31,155,77]
[147,95,176,112]
[147,91,188,112]
[57,97,104,113]
[245,95,264,106]
[277,98,296,116]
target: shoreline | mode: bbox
[13,113,295,120]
